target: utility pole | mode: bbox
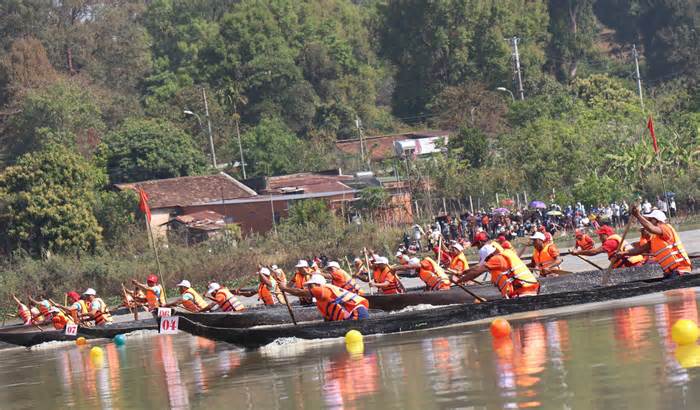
[201,88,217,168]
[355,116,368,170]
[509,36,525,100]
[632,44,644,111]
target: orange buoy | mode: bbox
[75,337,87,346]
[490,318,511,338]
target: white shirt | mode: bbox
[642,201,652,213]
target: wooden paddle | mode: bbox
[449,278,487,303]
[278,286,297,326]
[570,252,604,270]
[602,208,635,285]
[363,248,374,296]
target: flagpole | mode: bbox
[647,116,672,222]
[145,218,166,300]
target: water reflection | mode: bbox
[2,287,700,409]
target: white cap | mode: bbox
[479,245,497,265]
[530,232,546,241]
[451,243,464,252]
[271,264,279,270]
[395,251,403,257]
[259,267,271,276]
[305,274,327,286]
[353,257,362,264]
[207,282,221,295]
[374,256,389,265]
[295,259,309,268]
[49,307,60,313]
[644,209,667,222]
[176,280,191,288]
[326,261,340,269]
[83,288,96,296]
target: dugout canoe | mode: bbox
[0,314,157,348]
[367,257,700,311]
[166,306,322,328]
[172,272,700,349]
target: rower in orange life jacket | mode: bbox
[282,274,370,321]
[497,235,513,250]
[324,261,364,295]
[369,256,403,294]
[271,265,287,286]
[574,229,595,251]
[292,260,315,305]
[629,228,652,264]
[131,274,167,310]
[49,306,74,330]
[458,245,540,299]
[447,243,469,275]
[83,288,113,326]
[528,232,563,277]
[415,257,451,291]
[28,296,53,322]
[200,282,245,312]
[162,280,209,312]
[622,209,692,279]
[572,225,644,269]
[61,291,89,324]
[236,267,284,305]
[12,294,34,325]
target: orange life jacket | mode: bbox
[606,234,645,268]
[638,236,650,263]
[70,299,89,323]
[372,266,402,294]
[311,284,369,321]
[489,250,539,299]
[145,285,166,309]
[533,243,558,268]
[418,257,451,291]
[448,252,469,273]
[331,268,364,295]
[258,277,278,305]
[181,288,208,312]
[18,303,32,325]
[91,298,113,325]
[649,224,692,276]
[37,300,51,319]
[213,287,245,312]
[575,235,594,251]
[52,311,73,330]
[293,270,314,304]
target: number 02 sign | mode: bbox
[159,316,179,334]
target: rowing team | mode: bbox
[13,288,113,330]
[10,209,692,328]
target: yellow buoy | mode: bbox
[346,341,364,355]
[671,319,699,345]
[89,346,104,367]
[675,344,700,369]
[345,330,363,345]
[75,337,87,346]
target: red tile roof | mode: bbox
[174,210,226,231]
[261,172,354,195]
[115,173,257,209]
[335,130,451,160]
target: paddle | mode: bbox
[602,205,636,285]
[363,248,374,296]
[437,236,444,268]
[121,283,138,320]
[278,286,297,326]
[532,267,574,276]
[449,277,487,303]
[569,251,604,270]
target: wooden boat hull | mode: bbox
[367,261,675,311]
[0,315,158,348]
[170,306,322,328]
[172,273,700,349]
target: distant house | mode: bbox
[168,210,228,245]
[115,172,257,240]
[335,130,451,161]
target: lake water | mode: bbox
[2,287,700,409]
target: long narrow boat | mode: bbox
[0,314,157,348]
[172,272,700,349]
[168,306,322,328]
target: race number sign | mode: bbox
[159,316,179,334]
[65,323,78,336]
[157,308,172,317]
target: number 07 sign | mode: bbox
[159,316,179,334]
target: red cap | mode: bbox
[67,291,80,301]
[575,229,583,237]
[596,225,615,236]
[538,226,546,232]
[497,235,507,243]
[472,232,489,246]
[147,274,158,284]
[544,232,552,242]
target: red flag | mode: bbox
[647,116,659,154]
[138,188,151,223]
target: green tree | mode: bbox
[238,117,307,177]
[546,0,598,81]
[283,199,333,227]
[93,190,139,247]
[0,144,102,255]
[101,118,206,183]
[448,125,490,168]
[355,186,390,214]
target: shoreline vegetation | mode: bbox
[0,3,698,314]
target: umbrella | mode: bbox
[529,200,546,209]
[546,210,563,216]
[501,198,514,206]
[494,208,510,215]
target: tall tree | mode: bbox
[546,0,598,81]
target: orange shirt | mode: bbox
[533,243,560,268]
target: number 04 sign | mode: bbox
[159,316,179,334]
